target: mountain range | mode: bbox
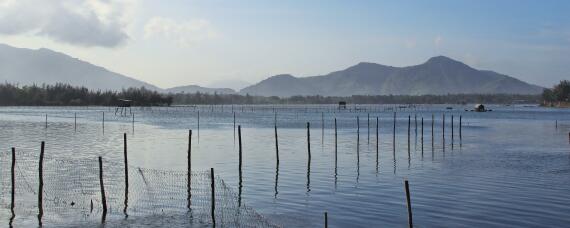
[0,44,543,96]
[240,56,543,96]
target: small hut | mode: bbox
[338,101,347,110]
[115,99,133,116]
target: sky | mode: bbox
[0,0,568,89]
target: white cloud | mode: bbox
[0,0,136,47]
[144,17,217,47]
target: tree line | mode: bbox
[170,92,540,105]
[0,83,173,106]
[542,80,570,103]
[0,82,541,106]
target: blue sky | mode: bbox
[0,0,568,89]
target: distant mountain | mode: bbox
[240,56,544,96]
[207,79,251,91]
[166,85,236,94]
[0,44,160,91]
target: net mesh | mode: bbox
[0,149,279,227]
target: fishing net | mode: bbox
[0,149,279,227]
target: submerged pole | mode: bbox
[325,212,328,228]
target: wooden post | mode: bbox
[45,114,48,129]
[210,168,216,226]
[197,111,200,134]
[238,125,243,185]
[334,118,338,168]
[442,114,445,140]
[393,112,396,155]
[102,112,105,133]
[10,147,15,213]
[414,114,417,137]
[275,122,279,165]
[322,112,325,144]
[376,117,379,166]
[132,113,135,133]
[367,113,370,145]
[187,130,192,209]
[459,115,462,141]
[408,115,411,158]
[357,116,360,155]
[98,157,107,217]
[233,112,236,141]
[123,133,129,215]
[405,180,413,228]
[38,142,45,218]
[74,113,77,132]
[421,118,424,155]
[431,114,435,151]
[451,115,454,143]
[307,122,311,161]
[325,212,328,228]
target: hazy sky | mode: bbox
[0,0,568,89]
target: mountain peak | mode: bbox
[425,56,462,65]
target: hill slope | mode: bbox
[240,56,543,96]
[166,85,236,94]
[0,44,160,91]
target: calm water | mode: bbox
[1,104,570,227]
